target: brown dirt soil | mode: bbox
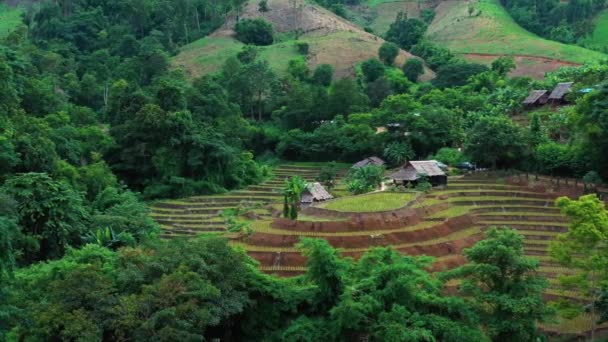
[461,53,580,80]
[247,214,478,249]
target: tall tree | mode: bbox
[550,194,608,340]
[445,228,552,342]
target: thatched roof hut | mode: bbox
[549,82,573,102]
[352,156,385,168]
[301,182,333,204]
[523,90,548,106]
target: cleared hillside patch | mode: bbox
[171,0,434,79]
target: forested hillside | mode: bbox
[3,0,608,340]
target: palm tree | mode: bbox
[282,176,307,219]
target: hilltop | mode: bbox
[172,0,433,79]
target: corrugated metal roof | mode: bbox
[390,161,446,181]
[410,161,446,177]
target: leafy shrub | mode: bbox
[296,41,309,55]
[379,42,399,66]
[235,18,274,46]
[402,58,424,82]
[258,0,269,12]
[313,64,334,86]
[431,147,464,166]
[346,165,384,195]
[415,174,432,192]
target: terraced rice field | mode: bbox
[150,170,604,335]
[151,163,344,238]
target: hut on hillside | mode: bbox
[389,161,447,187]
[523,90,549,107]
[301,182,333,205]
[548,82,574,104]
[352,156,386,169]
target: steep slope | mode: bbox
[347,0,438,35]
[427,0,606,78]
[172,0,433,79]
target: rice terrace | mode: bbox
[151,163,608,337]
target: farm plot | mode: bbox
[151,163,341,238]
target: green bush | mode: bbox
[402,58,424,82]
[235,18,274,46]
[296,41,309,55]
[346,165,385,195]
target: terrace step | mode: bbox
[446,184,524,191]
[450,199,554,206]
[477,214,568,222]
[247,185,282,191]
[471,206,560,214]
[230,191,281,197]
[155,218,225,226]
[153,202,249,210]
[479,222,568,233]
[163,226,225,233]
[151,208,226,215]
[443,191,554,199]
[182,197,276,203]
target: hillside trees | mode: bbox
[550,195,608,336]
[465,115,525,169]
[289,239,489,341]
[235,18,275,45]
[379,41,399,65]
[385,11,426,50]
[402,58,424,82]
[445,228,552,342]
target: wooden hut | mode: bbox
[523,90,549,107]
[389,161,447,187]
[301,182,333,205]
[548,82,573,104]
[352,156,386,169]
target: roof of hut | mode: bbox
[301,182,333,203]
[549,82,573,100]
[523,90,548,104]
[352,156,386,168]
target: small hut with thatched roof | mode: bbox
[352,156,385,169]
[301,182,333,205]
[548,82,573,104]
[523,90,549,107]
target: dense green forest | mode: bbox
[2,0,608,340]
[499,0,607,49]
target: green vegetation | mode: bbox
[0,4,21,38]
[4,0,608,338]
[583,10,608,51]
[319,192,416,212]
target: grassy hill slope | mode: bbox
[426,0,606,77]
[0,4,22,38]
[172,0,433,80]
[347,0,437,35]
